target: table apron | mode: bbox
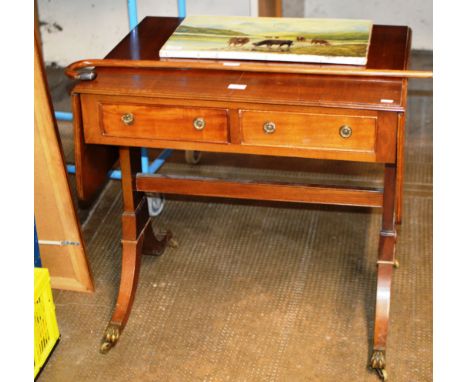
[80,94,400,164]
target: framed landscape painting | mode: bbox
[160,16,373,65]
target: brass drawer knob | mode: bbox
[193,117,206,130]
[121,113,134,126]
[263,121,276,134]
[339,125,352,138]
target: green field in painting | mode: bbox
[168,30,368,57]
[291,43,368,57]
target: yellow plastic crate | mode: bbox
[34,268,60,378]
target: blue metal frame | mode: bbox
[34,220,42,267]
[56,0,188,180]
[54,111,73,121]
[177,0,187,17]
[127,0,139,29]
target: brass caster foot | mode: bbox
[155,229,171,240]
[155,228,178,248]
[168,237,179,248]
[376,368,388,381]
[370,350,387,381]
[100,323,121,354]
[143,229,174,256]
[155,229,176,251]
[393,260,400,269]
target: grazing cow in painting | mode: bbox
[296,36,306,41]
[228,37,250,47]
[252,39,293,50]
[311,39,331,46]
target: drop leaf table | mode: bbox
[67,16,432,381]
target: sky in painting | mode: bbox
[182,15,372,35]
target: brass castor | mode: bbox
[185,150,202,164]
[376,368,388,381]
[168,237,179,248]
[100,323,121,354]
[156,229,178,249]
[155,229,179,249]
[370,350,388,381]
[393,260,400,269]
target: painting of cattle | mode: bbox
[252,39,294,50]
[228,37,250,47]
[160,15,373,65]
[311,39,331,46]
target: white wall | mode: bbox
[283,0,304,17]
[37,0,251,66]
[37,0,432,66]
[305,0,432,50]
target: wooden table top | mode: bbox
[73,17,411,112]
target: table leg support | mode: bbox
[370,164,397,381]
[100,217,173,354]
[370,261,394,381]
[395,112,406,225]
[100,147,172,354]
[142,223,174,256]
[100,231,144,354]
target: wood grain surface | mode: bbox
[34,34,94,292]
[100,103,228,143]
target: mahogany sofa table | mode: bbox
[69,16,421,381]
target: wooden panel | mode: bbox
[73,94,118,206]
[74,68,404,112]
[34,34,94,292]
[229,72,404,111]
[240,110,377,152]
[136,174,384,208]
[374,111,398,163]
[80,94,390,163]
[395,112,406,223]
[99,103,228,143]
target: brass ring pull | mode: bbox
[193,117,206,130]
[121,113,134,126]
[339,125,352,138]
[263,121,276,134]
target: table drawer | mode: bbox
[240,110,377,152]
[99,103,228,143]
